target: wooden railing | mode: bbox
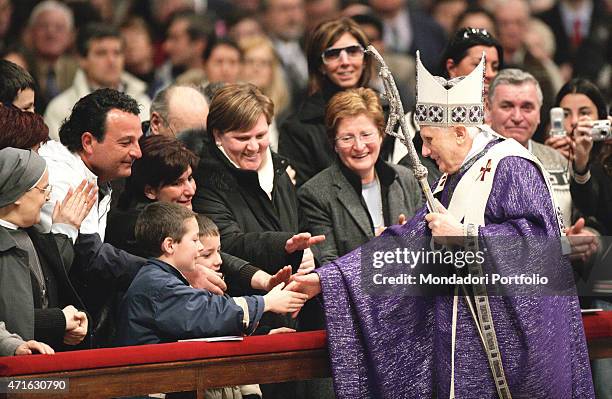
[0,331,329,399]
[1,311,611,398]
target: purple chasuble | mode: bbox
[316,148,594,399]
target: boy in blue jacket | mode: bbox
[116,202,308,346]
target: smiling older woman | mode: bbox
[0,147,96,351]
[193,84,323,277]
[298,88,422,264]
[193,81,330,399]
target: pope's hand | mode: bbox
[285,273,321,318]
[424,200,464,246]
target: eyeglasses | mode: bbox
[457,27,492,40]
[335,131,379,147]
[30,184,52,197]
[321,44,365,64]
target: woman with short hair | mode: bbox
[299,88,422,264]
[193,83,322,277]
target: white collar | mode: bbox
[258,148,275,200]
[0,219,19,230]
[218,146,275,199]
[461,126,496,167]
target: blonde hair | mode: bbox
[325,87,384,145]
[239,35,291,117]
[207,83,274,135]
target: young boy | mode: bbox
[194,215,266,399]
[115,202,308,346]
[195,214,224,278]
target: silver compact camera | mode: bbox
[549,107,566,137]
[591,120,611,141]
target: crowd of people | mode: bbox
[0,0,610,398]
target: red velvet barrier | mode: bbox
[1,312,611,378]
[583,311,612,340]
[0,330,327,377]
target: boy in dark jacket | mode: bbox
[115,202,307,346]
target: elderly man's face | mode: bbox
[31,10,72,59]
[420,125,472,174]
[495,1,529,53]
[488,82,541,147]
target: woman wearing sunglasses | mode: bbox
[298,88,422,265]
[279,17,374,186]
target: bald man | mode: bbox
[149,85,209,136]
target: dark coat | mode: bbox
[537,0,611,81]
[0,226,87,349]
[279,86,396,186]
[105,200,261,292]
[278,90,336,187]
[406,9,448,71]
[115,258,264,346]
[192,144,307,276]
[571,162,612,235]
[298,160,423,264]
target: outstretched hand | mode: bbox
[285,232,325,254]
[266,265,292,292]
[187,264,227,294]
[52,179,97,229]
[285,273,322,318]
[263,282,309,314]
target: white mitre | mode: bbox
[414,50,485,127]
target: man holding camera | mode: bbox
[487,68,598,263]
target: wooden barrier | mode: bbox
[0,331,330,399]
[1,348,329,399]
[1,311,611,399]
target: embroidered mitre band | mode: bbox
[415,50,486,127]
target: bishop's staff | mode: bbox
[365,45,437,213]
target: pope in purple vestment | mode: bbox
[315,144,594,398]
[288,53,595,398]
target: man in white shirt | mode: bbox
[38,88,143,241]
